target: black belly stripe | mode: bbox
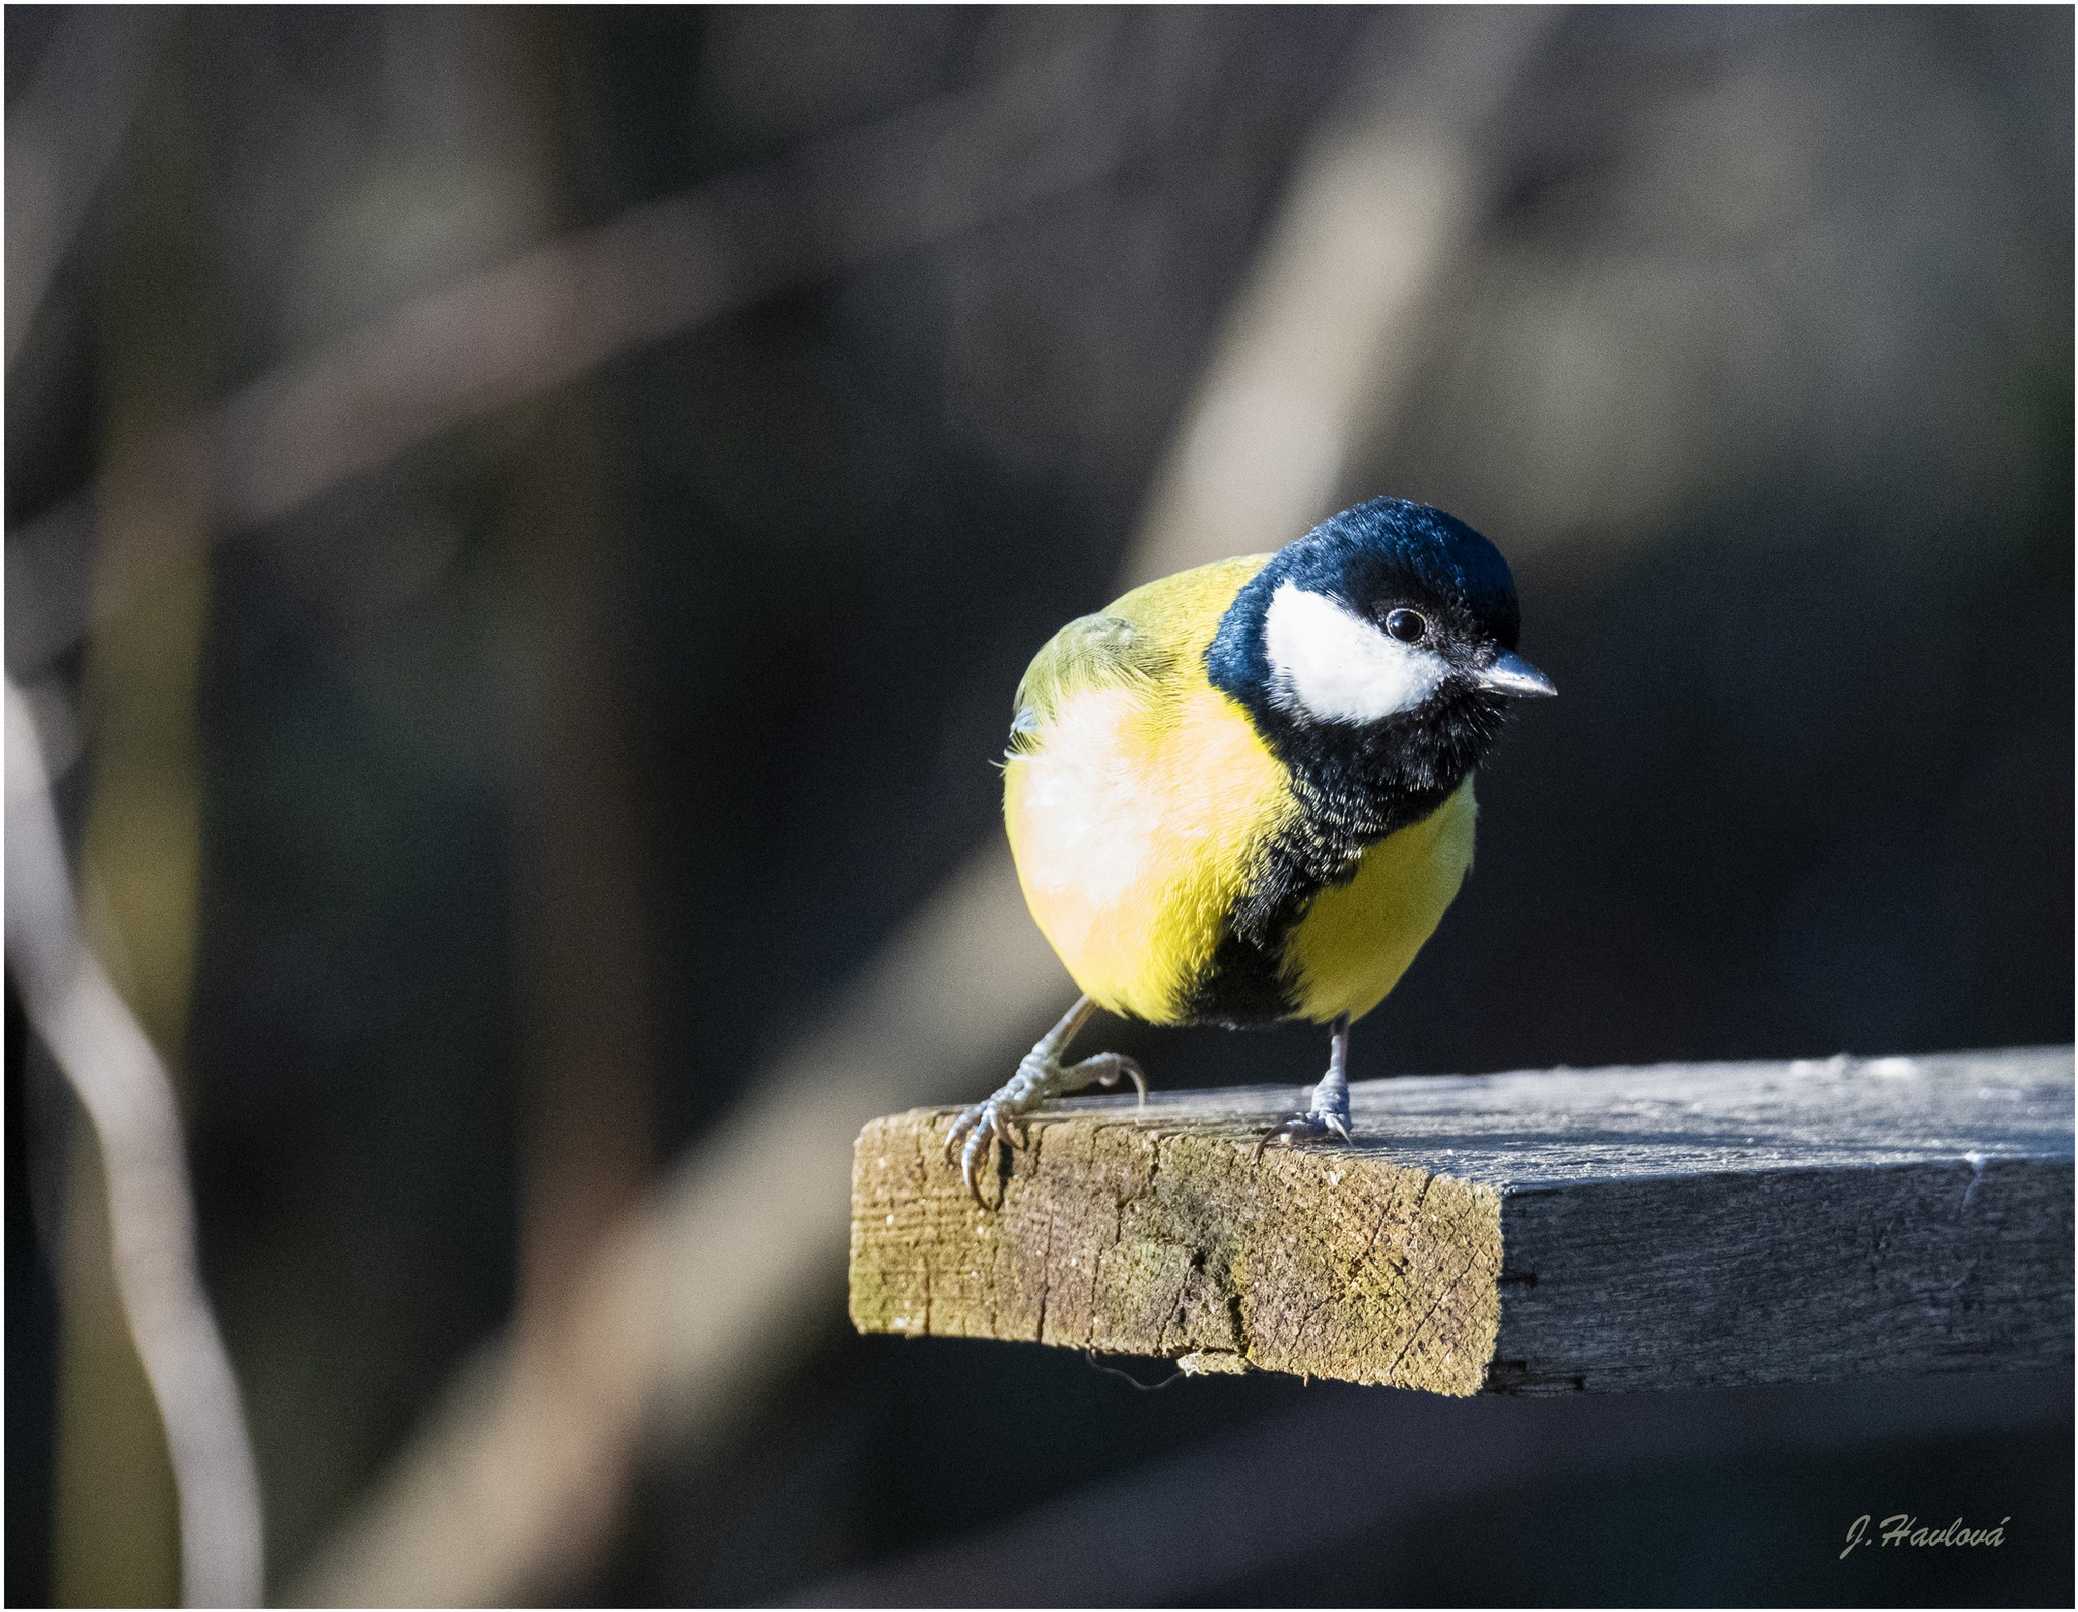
[1179,903,1307,1028]
[1179,759,1466,1029]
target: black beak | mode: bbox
[1480,650,1557,699]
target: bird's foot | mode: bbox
[945,1049,1147,1203]
[1253,1087,1353,1161]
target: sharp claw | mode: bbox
[950,1041,1150,1206]
[960,1126,994,1205]
[1251,1104,1354,1160]
[1087,1055,1147,1103]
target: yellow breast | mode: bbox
[1003,682,1297,1023]
[1284,777,1477,1023]
[1007,695,1476,1026]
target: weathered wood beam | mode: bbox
[848,1047,2074,1394]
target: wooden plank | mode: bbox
[848,1047,2074,1394]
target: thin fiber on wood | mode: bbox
[849,1047,2074,1394]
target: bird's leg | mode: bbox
[1254,1013,1354,1159]
[944,995,1147,1202]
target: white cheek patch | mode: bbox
[1263,581,1447,724]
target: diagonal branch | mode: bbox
[7,32,1138,675]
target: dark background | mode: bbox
[6,5,2072,1606]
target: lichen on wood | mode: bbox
[851,1105,1504,1393]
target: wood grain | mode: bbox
[848,1047,2074,1393]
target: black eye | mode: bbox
[1384,608,1427,644]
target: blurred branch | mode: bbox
[4,9,173,370]
[45,57,227,1601]
[7,31,1136,676]
[504,11,657,1481]
[288,10,1556,1602]
[1124,14,1545,586]
[5,683,265,1609]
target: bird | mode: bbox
[944,495,1555,1200]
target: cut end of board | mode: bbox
[849,1104,1505,1394]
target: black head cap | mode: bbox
[1207,497,1551,837]
[1267,496,1521,653]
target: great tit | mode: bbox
[946,496,1553,1198]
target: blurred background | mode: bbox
[5,5,2072,1606]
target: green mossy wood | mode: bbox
[849,1048,2074,1394]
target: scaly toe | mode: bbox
[947,1044,1147,1206]
[988,1104,1027,1151]
[958,1113,999,1203]
[1251,1107,1353,1161]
